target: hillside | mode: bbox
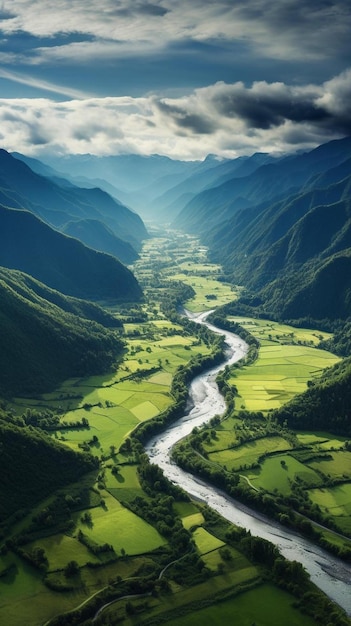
[273,357,351,436]
[2,149,148,254]
[0,266,124,396]
[174,136,351,322]
[62,218,138,264]
[0,412,98,524]
[0,205,142,301]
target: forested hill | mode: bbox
[0,267,124,396]
[0,205,142,302]
[1,148,148,262]
[0,410,98,524]
[173,136,351,323]
[273,357,351,436]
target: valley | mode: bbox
[1,230,350,626]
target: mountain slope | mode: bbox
[181,136,351,322]
[3,150,148,252]
[0,205,142,301]
[0,266,124,396]
[62,218,138,264]
[0,412,98,523]
[174,136,351,235]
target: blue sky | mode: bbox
[0,0,350,159]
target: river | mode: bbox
[145,311,351,615]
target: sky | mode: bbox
[0,0,350,160]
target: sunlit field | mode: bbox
[228,317,339,412]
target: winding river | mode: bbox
[146,311,351,615]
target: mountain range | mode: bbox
[0,205,142,302]
[169,136,351,322]
[5,150,147,263]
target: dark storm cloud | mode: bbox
[156,100,217,134]
[211,85,331,130]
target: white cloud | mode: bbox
[0,68,92,98]
[0,0,349,65]
[0,70,349,160]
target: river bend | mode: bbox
[145,311,351,615]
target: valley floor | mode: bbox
[1,229,350,626]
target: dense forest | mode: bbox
[0,267,124,395]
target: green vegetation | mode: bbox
[0,204,143,301]
[0,230,350,626]
[165,584,319,626]
[0,267,124,396]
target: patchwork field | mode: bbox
[228,317,339,412]
[11,316,212,460]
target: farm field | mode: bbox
[165,584,319,626]
[309,483,351,535]
[227,317,339,412]
[1,231,350,626]
[169,270,238,312]
[11,315,212,459]
[207,435,293,471]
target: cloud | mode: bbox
[0,68,91,98]
[207,82,331,129]
[0,0,349,66]
[0,70,350,160]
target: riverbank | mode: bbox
[146,312,351,615]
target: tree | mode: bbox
[64,560,79,577]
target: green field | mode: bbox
[74,492,166,556]
[208,436,292,471]
[169,272,238,312]
[309,483,351,534]
[308,450,351,480]
[228,317,339,412]
[229,317,333,346]
[246,455,322,494]
[192,527,225,554]
[165,584,319,626]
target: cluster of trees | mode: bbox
[77,530,116,558]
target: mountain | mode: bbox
[174,137,351,236]
[0,411,98,524]
[4,150,148,254]
[61,218,138,264]
[40,152,218,218]
[148,153,274,221]
[0,266,125,396]
[0,205,142,302]
[173,136,351,322]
